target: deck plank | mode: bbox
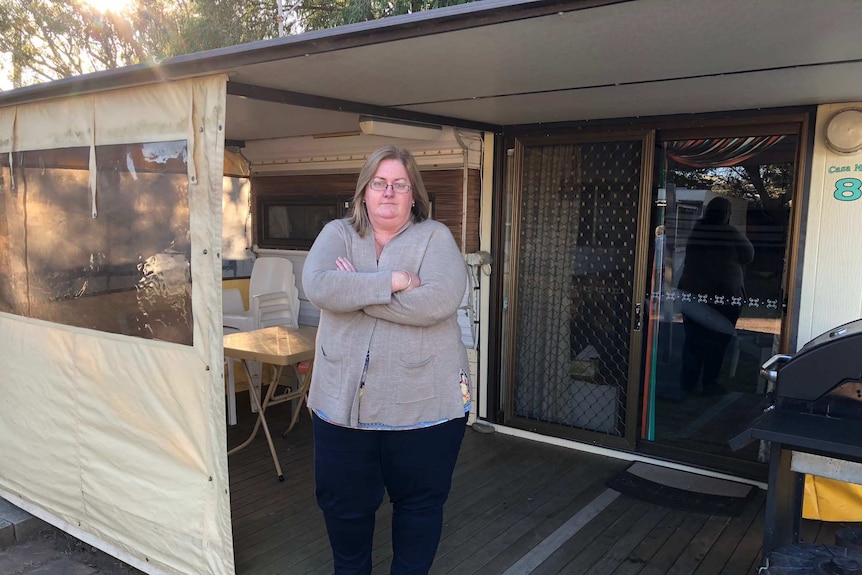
[453,461,625,574]
[666,515,732,575]
[694,489,765,575]
[609,508,689,575]
[529,493,633,575]
[557,499,655,574]
[632,513,709,574]
[427,444,577,573]
[226,393,781,575]
[582,502,670,575]
[718,500,765,575]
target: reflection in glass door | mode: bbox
[643,133,798,464]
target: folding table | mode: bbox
[224,325,316,481]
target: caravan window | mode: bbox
[258,196,348,250]
[252,172,463,252]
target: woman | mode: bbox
[303,145,471,575]
[677,196,754,396]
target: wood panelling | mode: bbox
[251,169,481,253]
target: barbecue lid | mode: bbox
[802,318,862,351]
[729,319,862,456]
[777,321,862,403]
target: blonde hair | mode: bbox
[347,145,431,236]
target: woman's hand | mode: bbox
[391,270,421,293]
[335,256,357,272]
[337,257,419,293]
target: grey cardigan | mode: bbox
[303,218,470,428]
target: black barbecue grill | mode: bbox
[731,318,862,566]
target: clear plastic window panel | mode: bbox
[0,142,192,345]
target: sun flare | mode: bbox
[79,0,136,14]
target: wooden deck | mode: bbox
[226,390,846,575]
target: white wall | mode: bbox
[797,103,862,347]
[221,175,254,277]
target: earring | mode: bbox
[412,202,415,207]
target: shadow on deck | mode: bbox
[226,390,845,575]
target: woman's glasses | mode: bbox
[368,179,412,194]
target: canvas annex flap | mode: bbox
[0,75,233,575]
[10,95,94,151]
[94,82,199,192]
[5,96,98,217]
[0,105,14,153]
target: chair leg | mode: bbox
[226,359,237,426]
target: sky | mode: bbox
[0,53,13,91]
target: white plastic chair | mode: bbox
[223,257,300,424]
[223,257,300,332]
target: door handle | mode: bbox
[633,302,642,332]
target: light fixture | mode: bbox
[825,107,862,154]
[358,115,442,141]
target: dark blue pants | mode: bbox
[313,413,467,575]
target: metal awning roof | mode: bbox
[2,0,861,143]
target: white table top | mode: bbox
[223,326,317,366]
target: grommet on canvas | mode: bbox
[203,249,208,254]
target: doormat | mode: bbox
[606,462,758,517]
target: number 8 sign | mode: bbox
[834,178,862,201]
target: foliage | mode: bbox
[293,0,474,31]
[167,0,279,54]
[0,0,478,90]
[0,0,158,87]
[670,163,793,208]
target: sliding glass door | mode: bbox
[642,127,801,468]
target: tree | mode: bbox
[670,163,793,207]
[293,0,474,32]
[0,0,481,90]
[0,0,160,88]
[166,0,279,54]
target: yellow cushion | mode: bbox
[803,475,862,521]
